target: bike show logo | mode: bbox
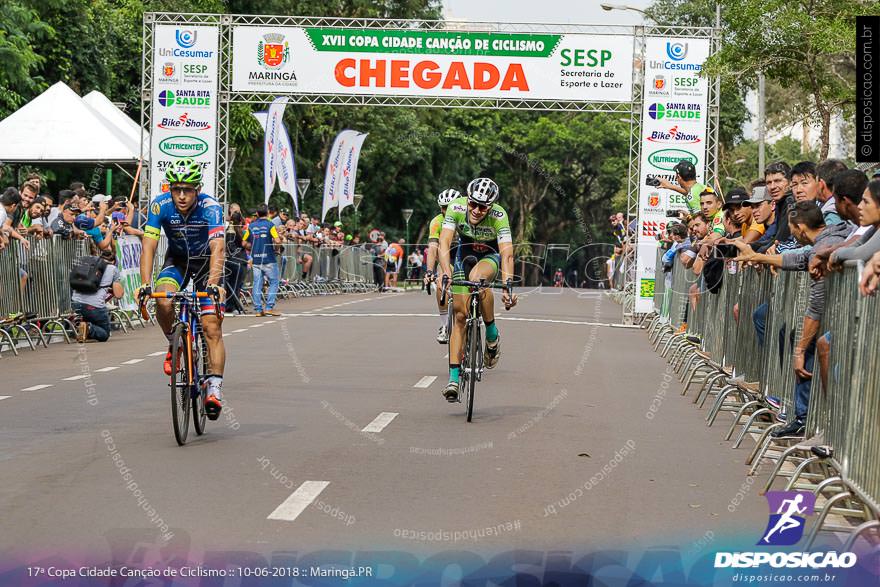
[157,89,211,108]
[250,32,297,84]
[158,135,209,158]
[648,148,698,171]
[647,126,702,144]
[176,29,197,49]
[648,102,702,121]
[157,112,211,131]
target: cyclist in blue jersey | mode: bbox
[137,158,227,419]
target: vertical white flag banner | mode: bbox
[264,96,289,204]
[634,37,711,313]
[253,110,298,214]
[338,132,368,214]
[321,129,359,221]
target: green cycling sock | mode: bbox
[485,320,499,343]
[449,365,460,383]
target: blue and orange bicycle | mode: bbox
[140,291,218,445]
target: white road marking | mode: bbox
[21,384,52,391]
[250,324,264,328]
[280,312,625,327]
[121,359,144,365]
[267,481,331,522]
[62,375,88,381]
[232,328,248,333]
[222,333,231,338]
[147,351,166,357]
[413,376,437,388]
[0,396,9,401]
[362,412,398,433]
[96,366,119,372]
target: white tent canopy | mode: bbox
[83,90,149,158]
[0,82,141,164]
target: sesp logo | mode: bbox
[176,29,197,49]
[758,491,816,546]
[666,41,688,61]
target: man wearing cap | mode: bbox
[50,204,85,239]
[658,159,707,215]
[745,187,778,253]
[74,213,112,252]
[721,188,753,235]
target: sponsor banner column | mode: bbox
[635,37,710,312]
[150,26,220,197]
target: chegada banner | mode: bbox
[231,27,634,102]
[634,37,710,313]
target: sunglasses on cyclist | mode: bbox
[468,201,490,212]
[170,186,198,196]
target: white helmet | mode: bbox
[466,177,499,205]
[437,188,461,206]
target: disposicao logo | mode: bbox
[666,41,687,61]
[176,29,197,49]
[759,491,815,546]
[714,491,858,571]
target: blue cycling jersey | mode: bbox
[144,192,224,258]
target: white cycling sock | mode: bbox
[439,308,448,328]
[206,375,223,399]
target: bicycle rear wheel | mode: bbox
[192,332,208,436]
[170,323,191,445]
[465,317,480,422]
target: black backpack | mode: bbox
[70,256,108,293]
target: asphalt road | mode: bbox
[0,288,770,565]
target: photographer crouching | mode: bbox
[71,249,124,343]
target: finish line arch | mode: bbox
[141,13,719,322]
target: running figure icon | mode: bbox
[758,491,816,546]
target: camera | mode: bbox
[665,209,684,218]
[645,175,661,187]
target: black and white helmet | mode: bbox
[437,188,461,206]
[466,177,499,205]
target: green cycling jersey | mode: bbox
[441,197,512,253]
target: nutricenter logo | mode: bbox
[648,148,698,171]
[158,135,209,157]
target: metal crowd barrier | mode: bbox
[0,236,91,354]
[640,252,879,549]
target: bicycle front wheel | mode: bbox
[192,332,208,436]
[170,323,192,445]
[465,318,480,422]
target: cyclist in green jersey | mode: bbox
[438,178,517,402]
[424,188,460,343]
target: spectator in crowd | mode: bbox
[722,188,751,236]
[278,208,290,226]
[790,161,820,203]
[73,249,123,343]
[679,213,710,270]
[815,159,848,225]
[658,159,708,214]
[243,204,282,317]
[408,247,423,281]
[225,203,248,314]
[746,187,780,253]
[733,201,852,437]
[267,204,282,230]
[764,161,795,246]
[50,202,85,239]
[384,238,405,289]
[73,212,112,252]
